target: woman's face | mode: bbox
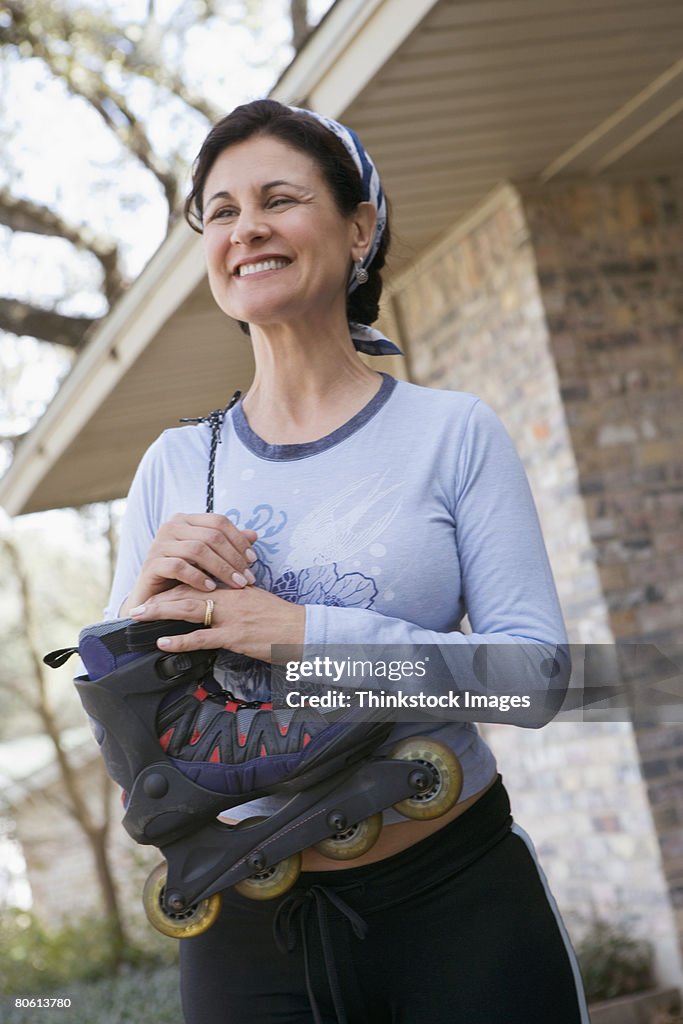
[201,135,375,329]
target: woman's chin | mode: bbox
[226,305,326,334]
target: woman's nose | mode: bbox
[230,208,271,245]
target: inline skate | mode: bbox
[45,617,463,939]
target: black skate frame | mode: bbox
[75,649,436,914]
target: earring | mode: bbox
[354,260,369,285]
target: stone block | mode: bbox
[609,609,639,637]
[639,440,679,466]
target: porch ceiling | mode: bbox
[343,0,683,253]
[4,0,683,514]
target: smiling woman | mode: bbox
[199,136,376,338]
[183,101,395,358]
[102,99,589,1024]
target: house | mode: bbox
[2,0,683,985]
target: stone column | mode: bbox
[520,174,683,969]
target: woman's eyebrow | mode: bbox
[261,179,309,193]
[205,180,309,207]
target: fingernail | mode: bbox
[245,548,257,564]
[157,637,171,648]
[245,568,256,585]
[232,572,248,587]
[204,578,217,590]
[129,605,146,615]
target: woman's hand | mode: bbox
[128,583,305,663]
[120,513,258,615]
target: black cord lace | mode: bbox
[273,884,369,1024]
[180,389,241,512]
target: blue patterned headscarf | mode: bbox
[289,106,401,357]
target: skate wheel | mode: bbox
[232,817,301,901]
[313,812,383,860]
[234,854,302,900]
[389,738,463,820]
[142,862,222,939]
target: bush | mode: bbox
[0,964,181,1024]
[576,917,656,1003]
[0,908,176,996]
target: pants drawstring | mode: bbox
[273,884,368,1024]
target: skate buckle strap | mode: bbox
[273,884,368,1024]
[43,647,80,669]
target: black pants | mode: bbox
[180,777,589,1024]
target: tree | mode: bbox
[0,517,130,956]
[0,0,312,454]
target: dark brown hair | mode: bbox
[184,99,390,328]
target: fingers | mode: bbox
[130,592,227,652]
[129,585,306,662]
[143,513,258,593]
[180,514,256,541]
[156,629,214,651]
[168,514,257,583]
[181,513,258,548]
[169,535,256,588]
[142,555,223,594]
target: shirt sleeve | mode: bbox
[104,437,166,618]
[302,400,569,726]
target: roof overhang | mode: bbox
[4,0,683,514]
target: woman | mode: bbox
[107,100,589,1024]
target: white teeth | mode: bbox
[237,258,289,276]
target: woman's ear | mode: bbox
[350,202,377,261]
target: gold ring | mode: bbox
[203,599,214,627]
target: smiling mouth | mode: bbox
[236,258,291,277]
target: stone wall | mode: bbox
[521,175,683,970]
[520,175,683,647]
[390,183,683,984]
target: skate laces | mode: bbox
[157,683,328,766]
[273,884,368,1024]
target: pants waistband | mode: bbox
[296,773,511,914]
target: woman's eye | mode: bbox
[211,207,238,220]
[268,196,294,208]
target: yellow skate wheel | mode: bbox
[142,862,222,939]
[313,812,383,860]
[389,738,463,820]
[233,854,301,900]
[232,817,301,901]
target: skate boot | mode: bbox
[45,618,463,939]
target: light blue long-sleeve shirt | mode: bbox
[107,374,568,815]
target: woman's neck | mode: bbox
[241,320,383,444]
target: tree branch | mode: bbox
[0,190,126,304]
[0,298,95,349]
[113,48,221,123]
[3,2,179,211]
[290,0,310,51]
